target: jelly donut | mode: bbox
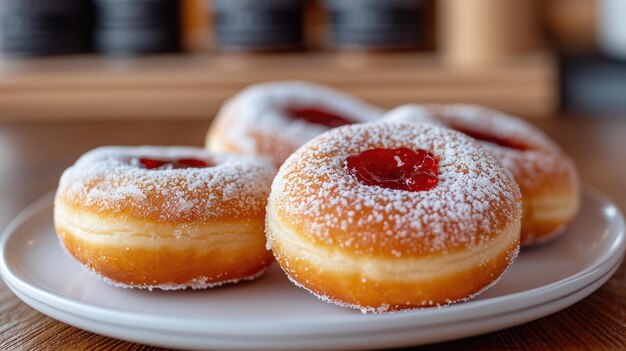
[54,146,276,290]
[266,122,522,312]
[386,104,580,246]
[206,81,385,166]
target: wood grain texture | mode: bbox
[0,116,624,350]
[0,52,557,120]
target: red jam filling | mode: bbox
[453,128,527,150]
[288,107,353,128]
[344,148,438,192]
[138,158,210,170]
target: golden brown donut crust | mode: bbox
[269,228,518,311]
[56,220,273,288]
[54,146,276,289]
[267,122,522,311]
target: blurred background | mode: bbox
[0,0,624,119]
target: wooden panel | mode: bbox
[0,52,557,119]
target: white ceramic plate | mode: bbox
[1,187,624,350]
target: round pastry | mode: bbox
[54,146,276,290]
[266,122,522,312]
[206,81,385,166]
[386,104,580,246]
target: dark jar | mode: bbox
[93,0,181,55]
[211,0,304,52]
[0,0,90,56]
[324,0,431,51]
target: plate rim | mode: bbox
[3,258,621,350]
[1,186,625,337]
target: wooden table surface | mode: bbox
[0,116,624,350]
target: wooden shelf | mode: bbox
[0,52,558,120]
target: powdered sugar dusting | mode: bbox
[57,146,276,222]
[209,81,385,165]
[385,104,441,126]
[387,104,559,151]
[270,122,522,255]
[385,104,579,190]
